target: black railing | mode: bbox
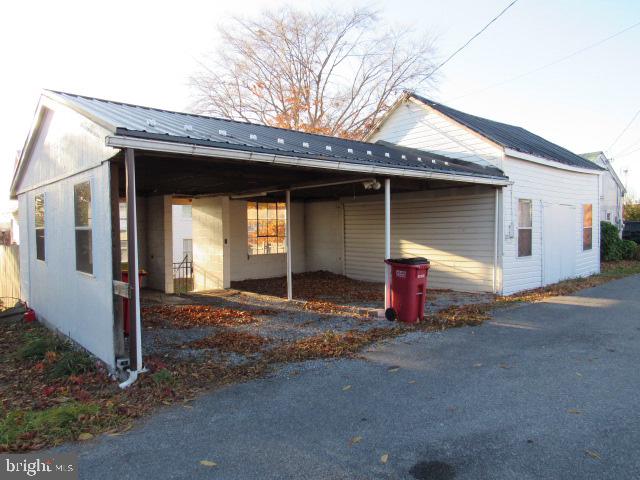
[173,255,193,294]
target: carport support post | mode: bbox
[286,189,293,301]
[385,178,391,309]
[125,148,142,372]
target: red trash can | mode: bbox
[384,257,430,323]
[122,270,147,336]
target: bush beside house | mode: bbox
[601,221,639,261]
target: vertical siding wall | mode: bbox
[501,156,600,295]
[0,245,20,300]
[343,187,497,292]
[369,102,503,169]
[304,201,344,274]
[14,105,118,367]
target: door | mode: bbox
[543,203,576,285]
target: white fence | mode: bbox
[0,245,20,302]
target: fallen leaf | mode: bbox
[576,372,582,377]
[499,363,510,369]
[199,460,218,467]
[380,453,389,464]
[473,363,483,368]
[567,408,582,415]
[350,436,362,445]
[388,367,400,372]
[408,380,416,384]
[342,385,352,391]
[585,449,601,460]
[183,405,193,410]
[78,433,93,441]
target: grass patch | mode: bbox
[47,350,96,379]
[17,332,69,361]
[0,403,100,449]
[151,369,174,386]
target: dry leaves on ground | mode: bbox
[141,305,275,329]
[265,328,401,363]
[184,331,271,355]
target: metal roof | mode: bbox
[47,90,507,182]
[409,93,602,171]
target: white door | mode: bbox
[543,203,576,285]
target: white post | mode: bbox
[286,190,293,301]
[125,149,142,373]
[384,178,391,309]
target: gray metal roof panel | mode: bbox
[48,90,508,181]
[409,93,602,171]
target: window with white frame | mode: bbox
[74,182,93,274]
[247,202,287,255]
[34,193,45,261]
[518,199,532,257]
[583,204,593,250]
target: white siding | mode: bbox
[15,106,116,194]
[369,101,503,169]
[304,201,344,274]
[17,165,115,367]
[343,187,497,292]
[14,103,118,367]
[229,200,305,281]
[501,156,600,295]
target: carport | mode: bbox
[44,92,509,380]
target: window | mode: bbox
[583,204,593,250]
[518,199,532,257]
[74,182,93,273]
[247,202,287,255]
[182,205,192,219]
[34,193,45,261]
[183,238,193,261]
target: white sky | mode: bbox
[2,0,639,212]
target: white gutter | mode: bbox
[105,136,511,187]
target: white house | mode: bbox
[580,151,626,229]
[366,92,603,295]
[10,90,601,377]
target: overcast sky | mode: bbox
[2,0,639,212]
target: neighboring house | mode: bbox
[366,92,604,295]
[9,89,600,374]
[580,151,626,229]
[0,205,19,246]
[172,202,193,264]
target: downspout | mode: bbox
[119,148,146,388]
[493,188,499,294]
[384,178,391,308]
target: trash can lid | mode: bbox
[385,257,430,265]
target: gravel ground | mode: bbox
[139,277,491,365]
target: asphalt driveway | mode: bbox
[53,274,640,479]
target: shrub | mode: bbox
[601,221,623,261]
[621,240,638,260]
[47,350,96,379]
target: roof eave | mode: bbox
[106,134,511,187]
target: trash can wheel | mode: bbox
[385,308,397,322]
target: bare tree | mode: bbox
[190,7,438,139]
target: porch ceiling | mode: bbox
[116,150,494,200]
